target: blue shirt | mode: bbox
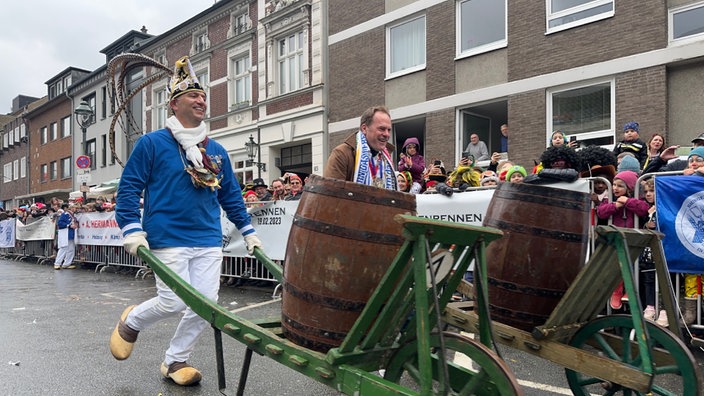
[116,129,254,249]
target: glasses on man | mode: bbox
[689,156,704,164]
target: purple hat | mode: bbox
[615,170,638,191]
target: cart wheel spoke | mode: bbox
[565,315,702,396]
[384,331,523,395]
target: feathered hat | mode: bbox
[168,56,204,101]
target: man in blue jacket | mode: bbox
[110,56,262,386]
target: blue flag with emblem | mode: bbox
[655,175,704,273]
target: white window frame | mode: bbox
[50,161,58,181]
[192,29,210,54]
[546,0,614,34]
[3,133,8,149]
[669,2,704,44]
[20,124,25,139]
[61,116,71,138]
[14,126,19,142]
[13,160,19,180]
[40,126,48,145]
[40,164,48,183]
[456,0,507,59]
[231,53,252,106]
[61,157,72,179]
[230,11,251,37]
[50,122,57,141]
[20,157,26,178]
[3,163,11,183]
[546,78,615,148]
[154,86,169,130]
[386,15,426,79]
[277,30,307,95]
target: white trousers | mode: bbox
[55,240,75,267]
[124,247,222,365]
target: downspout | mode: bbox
[320,0,329,172]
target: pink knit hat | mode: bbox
[615,170,638,191]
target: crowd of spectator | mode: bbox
[0,194,117,225]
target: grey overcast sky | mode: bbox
[0,0,217,114]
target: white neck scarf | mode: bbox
[166,115,207,169]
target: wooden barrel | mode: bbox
[482,182,590,331]
[281,174,416,352]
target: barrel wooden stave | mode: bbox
[483,182,590,331]
[282,175,416,352]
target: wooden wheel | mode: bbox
[565,315,703,396]
[384,331,523,395]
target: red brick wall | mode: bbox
[28,99,73,195]
[266,92,313,115]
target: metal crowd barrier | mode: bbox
[1,238,278,284]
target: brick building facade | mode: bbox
[327,0,704,171]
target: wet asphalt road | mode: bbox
[2,258,703,395]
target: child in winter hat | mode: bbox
[505,165,527,183]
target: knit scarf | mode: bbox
[166,116,206,169]
[353,131,396,190]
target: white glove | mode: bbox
[244,234,262,255]
[185,146,204,169]
[124,231,149,256]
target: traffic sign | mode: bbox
[76,155,91,169]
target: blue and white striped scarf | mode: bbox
[353,131,397,190]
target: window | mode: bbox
[193,30,210,53]
[20,157,26,178]
[101,87,107,119]
[61,157,72,179]
[547,80,614,148]
[20,124,25,139]
[61,116,71,138]
[3,133,8,149]
[458,0,507,57]
[279,143,312,167]
[101,135,107,167]
[155,87,169,129]
[14,126,19,142]
[86,138,97,170]
[197,69,209,98]
[387,15,426,78]
[233,12,250,36]
[546,0,614,33]
[40,127,48,145]
[81,94,97,125]
[278,31,306,94]
[3,163,11,183]
[670,2,704,42]
[12,160,18,180]
[233,54,251,105]
[50,161,57,181]
[50,122,58,141]
[41,164,48,183]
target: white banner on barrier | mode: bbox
[222,201,297,261]
[15,216,55,241]
[75,212,124,246]
[220,191,498,261]
[416,189,495,226]
[0,218,16,248]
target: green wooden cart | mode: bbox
[137,216,702,395]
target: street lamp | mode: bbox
[74,101,94,201]
[244,134,266,177]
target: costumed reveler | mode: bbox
[110,55,262,386]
